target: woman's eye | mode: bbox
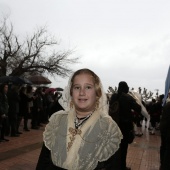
[74,86,80,90]
[86,86,92,89]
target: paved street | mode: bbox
[0,120,161,170]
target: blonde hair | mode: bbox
[70,68,102,99]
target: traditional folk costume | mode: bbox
[36,75,122,170]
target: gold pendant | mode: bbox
[67,127,82,151]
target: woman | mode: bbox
[8,85,21,137]
[19,86,34,131]
[0,83,9,142]
[36,68,122,170]
[32,87,44,129]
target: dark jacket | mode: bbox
[160,102,170,134]
[109,81,141,128]
[0,92,9,116]
[0,92,9,128]
[19,92,33,116]
[8,90,20,117]
[109,93,141,127]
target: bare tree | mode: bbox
[0,17,79,78]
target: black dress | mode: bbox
[36,143,117,170]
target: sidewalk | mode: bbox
[0,120,161,170]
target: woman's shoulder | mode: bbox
[101,115,113,122]
[49,110,68,123]
[43,110,68,150]
[51,110,68,116]
[100,115,119,130]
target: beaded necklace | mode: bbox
[74,112,93,129]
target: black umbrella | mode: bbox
[0,76,32,85]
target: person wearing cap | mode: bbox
[109,81,141,170]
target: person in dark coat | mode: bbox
[18,86,34,131]
[49,91,64,117]
[8,85,21,137]
[149,95,163,135]
[109,81,141,170]
[0,83,9,142]
[160,99,170,170]
[31,87,44,129]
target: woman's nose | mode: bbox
[79,88,85,95]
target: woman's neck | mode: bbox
[76,110,94,119]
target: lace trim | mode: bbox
[58,74,109,117]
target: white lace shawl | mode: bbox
[44,110,122,170]
[43,72,123,170]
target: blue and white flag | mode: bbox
[163,65,170,106]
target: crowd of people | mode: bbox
[0,68,170,170]
[0,84,63,142]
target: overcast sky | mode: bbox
[1,0,170,95]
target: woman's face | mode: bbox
[72,73,97,114]
[4,85,8,94]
